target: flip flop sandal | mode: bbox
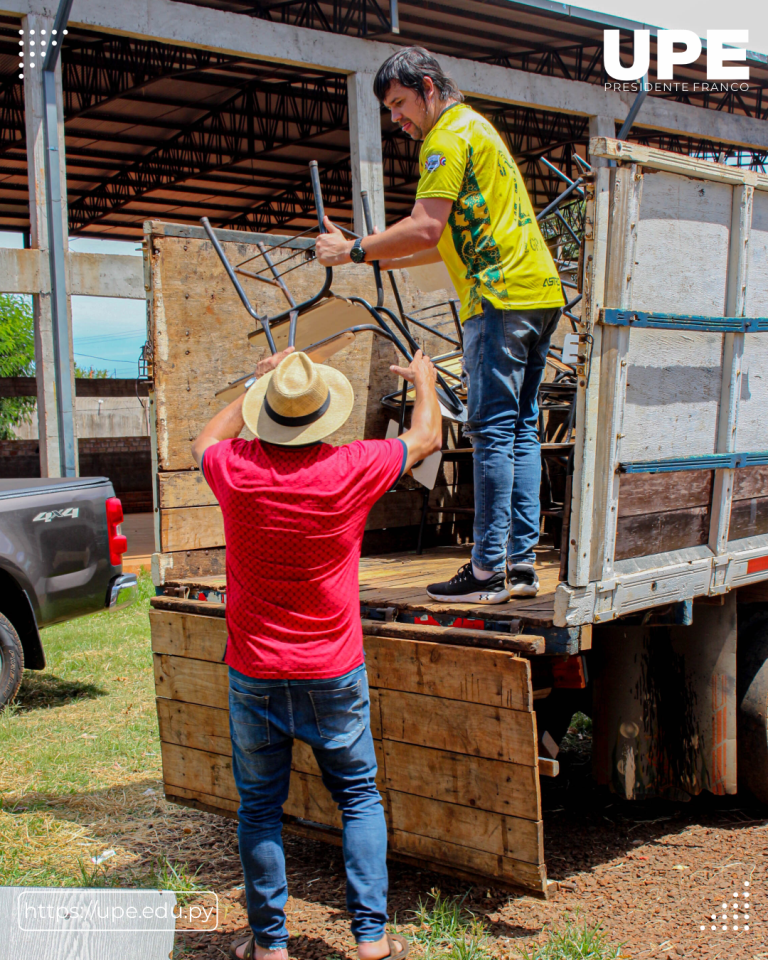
[229,933,255,960]
[385,933,410,960]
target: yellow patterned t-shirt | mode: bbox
[416,103,564,322]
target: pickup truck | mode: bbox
[0,477,137,707]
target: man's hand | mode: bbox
[392,350,442,472]
[390,349,437,388]
[192,347,295,469]
[254,345,294,379]
[315,218,353,266]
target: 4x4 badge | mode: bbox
[33,508,80,523]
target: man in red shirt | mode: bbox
[192,346,441,960]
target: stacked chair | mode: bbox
[204,155,588,559]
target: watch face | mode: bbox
[350,242,365,263]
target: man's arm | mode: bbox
[378,246,443,272]
[315,198,452,267]
[390,350,443,473]
[191,346,294,469]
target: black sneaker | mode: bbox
[506,562,539,597]
[426,563,510,604]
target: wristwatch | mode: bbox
[349,238,367,264]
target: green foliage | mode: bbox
[517,915,625,960]
[0,293,36,439]
[75,364,108,379]
[411,890,489,960]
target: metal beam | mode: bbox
[67,73,349,230]
[42,0,77,477]
[3,0,768,149]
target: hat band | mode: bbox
[263,389,331,427]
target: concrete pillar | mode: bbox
[347,73,386,236]
[23,13,76,477]
[588,115,616,168]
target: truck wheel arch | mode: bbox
[0,568,45,671]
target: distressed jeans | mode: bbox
[228,663,387,949]
[463,299,562,571]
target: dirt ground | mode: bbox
[166,733,768,960]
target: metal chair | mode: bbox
[202,162,467,422]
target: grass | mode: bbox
[517,915,625,960]
[0,570,212,891]
[408,892,624,960]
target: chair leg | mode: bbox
[416,486,430,555]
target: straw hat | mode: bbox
[242,351,354,445]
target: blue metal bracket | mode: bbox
[602,308,768,333]
[621,451,768,474]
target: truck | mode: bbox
[144,137,768,897]
[0,476,138,707]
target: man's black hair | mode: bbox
[373,46,464,105]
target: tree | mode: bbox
[0,294,36,440]
[0,295,109,439]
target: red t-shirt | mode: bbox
[202,436,406,679]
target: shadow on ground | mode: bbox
[12,671,107,713]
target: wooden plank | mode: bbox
[161,504,224,552]
[388,791,543,865]
[157,484,474,551]
[379,690,537,766]
[161,740,239,804]
[150,595,227,618]
[569,170,608,586]
[630,170,732,315]
[150,608,227,661]
[152,547,227,585]
[157,697,383,763]
[162,741,342,827]
[620,328,723,462]
[154,653,229,708]
[365,636,533,711]
[615,506,710,561]
[590,138,760,188]
[745,188,768,315]
[735,333,768,454]
[589,162,641,582]
[729,496,768,542]
[157,699,231,755]
[166,783,239,816]
[389,829,546,891]
[158,470,218,509]
[618,470,713,517]
[709,182,753,556]
[383,740,540,821]
[733,465,768,501]
[362,620,544,656]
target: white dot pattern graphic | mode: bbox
[702,882,756,937]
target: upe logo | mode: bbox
[604,29,749,82]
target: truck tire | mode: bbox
[737,610,768,804]
[0,612,24,709]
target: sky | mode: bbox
[0,231,145,379]
[1,0,764,375]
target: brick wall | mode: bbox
[0,437,152,513]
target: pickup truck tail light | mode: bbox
[105,497,128,567]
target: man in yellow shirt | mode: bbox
[316,46,564,603]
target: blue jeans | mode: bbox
[463,300,562,571]
[228,663,388,949]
